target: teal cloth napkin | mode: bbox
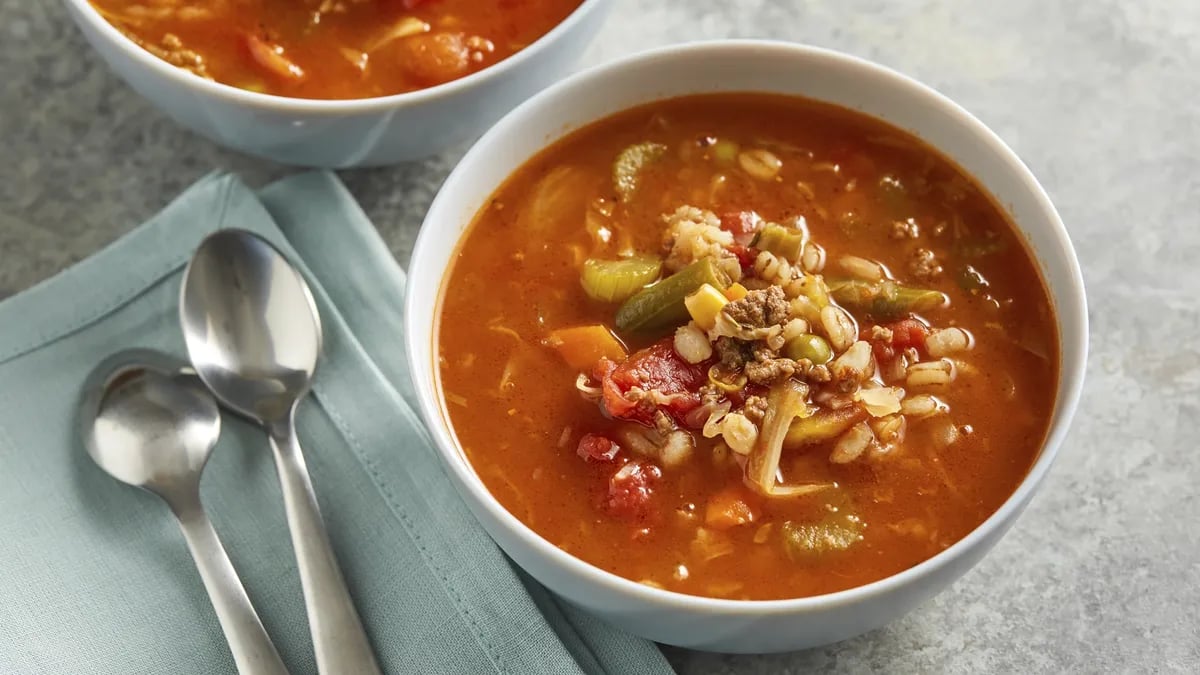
[0,172,672,675]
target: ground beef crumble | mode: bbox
[742,395,769,423]
[714,337,753,373]
[807,364,832,383]
[909,248,943,280]
[723,286,790,329]
[744,345,798,385]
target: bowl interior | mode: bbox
[406,40,1087,609]
[65,0,609,112]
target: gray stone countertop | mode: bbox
[4,1,1198,672]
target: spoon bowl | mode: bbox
[79,348,289,675]
[180,229,380,674]
[81,350,219,496]
[180,229,321,422]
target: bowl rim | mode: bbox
[407,39,1089,614]
[64,0,607,114]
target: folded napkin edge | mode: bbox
[0,172,238,365]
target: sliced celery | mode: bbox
[754,224,805,262]
[580,256,662,303]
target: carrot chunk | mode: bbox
[705,486,759,530]
[545,325,627,371]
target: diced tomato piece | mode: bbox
[594,339,708,425]
[577,433,620,463]
[594,359,637,418]
[725,244,759,274]
[719,211,762,247]
[607,461,661,519]
[862,318,929,363]
[610,339,705,393]
[605,339,704,422]
[860,325,893,361]
[890,319,928,351]
[868,338,895,363]
[719,211,762,236]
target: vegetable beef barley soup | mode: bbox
[439,94,1059,600]
[90,0,583,99]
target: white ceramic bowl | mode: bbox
[63,0,611,167]
[406,41,1088,653]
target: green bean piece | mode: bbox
[578,254,662,302]
[613,142,668,203]
[753,224,805,262]
[780,517,862,562]
[783,406,867,449]
[827,278,947,319]
[784,333,833,364]
[580,256,663,303]
[712,139,739,164]
[615,258,731,333]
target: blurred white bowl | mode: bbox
[64,0,611,167]
[406,40,1088,653]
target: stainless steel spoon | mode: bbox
[180,230,380,675]
[79,349,289,675]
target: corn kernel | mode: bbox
[684,283,729,330]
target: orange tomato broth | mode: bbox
[89,0,584,99]
[438,93,1059,600]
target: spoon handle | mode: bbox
[268,416,382,675]
[171,492,290,675]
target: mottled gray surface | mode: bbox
[3,0,1198,672]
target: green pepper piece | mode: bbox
[827,278,947,319]
[780,517,862,562]
[580,256,663,303]
[613,142,668,203]
[784,406,868,449]
[784,333,833,364]
[753,224,805,262]
[615,258,731,333]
